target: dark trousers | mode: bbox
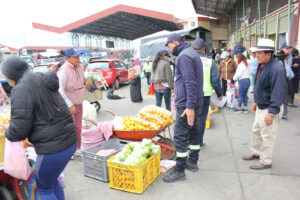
[145,72,151,86]
[222,79,227,96]
[174,106,202,172]
[155,89,171,111]
[199,96,210,146]
[36,143,76,200]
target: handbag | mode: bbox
[147,83,155,95]
[4,139,31,180]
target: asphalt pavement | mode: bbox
[64,79,300,200]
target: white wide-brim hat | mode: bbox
[255,39,275,52]
[249,47,256,52]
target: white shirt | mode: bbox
[233,62,250,81]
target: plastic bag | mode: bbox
[4,139,31,180]
[147,83,155,95]
[140,71,145,79]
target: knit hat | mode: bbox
[233,43,246,55]
[220,51,230,59]
[1,56,29,81]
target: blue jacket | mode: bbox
[254,58,286,114]
[284,54,294,80]
[173,43,203,109]
[249,56,258,75]
[196,51,223,97]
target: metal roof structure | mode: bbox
[191,0,239,19]
[32,4,182,41]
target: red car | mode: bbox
[86,58,129,89]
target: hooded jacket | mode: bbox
[172,43,203,109]
[6,71,77,154]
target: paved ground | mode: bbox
[64,79,300,200]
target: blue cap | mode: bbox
[233,43,246,55]
[65,47,80,57]
[165,33,183,46]
[158,50,170,57]
[193,38,206,50]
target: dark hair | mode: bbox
[236,53,248,67]
[152,52,168,72]
[18,71,59,122]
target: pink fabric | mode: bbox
[59,61,85,105]
[73,104,83,150]
[97,121,114,141]
[4,139,31,180]
[0,84,8,103]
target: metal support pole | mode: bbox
[258,0,261,36]
[288,0,291,38]
[236,8,238,32]
[243,0,246,43]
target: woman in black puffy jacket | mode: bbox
[0,56,77,200]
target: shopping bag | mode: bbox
[147,83,155,95]
[140,71,145,79]
[4,139,31,180]
[128,68,134,80]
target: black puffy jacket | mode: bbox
[6,71,77,154]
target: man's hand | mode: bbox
[251,103,257,113]
[181,108,195,126]
[294,63,299,68]
[171,89,174,95]
[264,113,274,126]
[70,105,77,115]
[218,96,223,101]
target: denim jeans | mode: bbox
[36,143,76,200]
[199,96,210,146]
[238,78,250,108]
[174,106,202,171]
[155,89,171,111]
[145,72,151,86]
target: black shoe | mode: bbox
[233,108,242,113]
[281,115,288,120]
[186,161,199,172]
[163,169,185,183]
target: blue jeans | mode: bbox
[199,96,210,146]
[35,143,76,200]
[250,74,255,90]
[238,78,250,108]
[174,106,202,171]
[145,72,151,86]
[155,89,171,111]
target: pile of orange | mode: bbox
[119,117,159,131]
[139,106,174,129]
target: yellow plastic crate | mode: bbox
[107,151,161,194]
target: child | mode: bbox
[226,80,235,110]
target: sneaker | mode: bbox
[233,108,242,113]
[163,169,185,183]
[243,109,249,114]
[281,115,288,120]
[186,161,199,172]
[70,156,75,160]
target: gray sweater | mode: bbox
[151,59,174,89]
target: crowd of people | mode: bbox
[0,31,298,197]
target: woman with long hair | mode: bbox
[0,56,76,200]
[151,50,174,111]
[233,53,250,113]
[130,57,143,102]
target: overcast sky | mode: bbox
[0,0,196,48]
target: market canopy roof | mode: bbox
[32,4,182,41]
[191,0,239,19]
